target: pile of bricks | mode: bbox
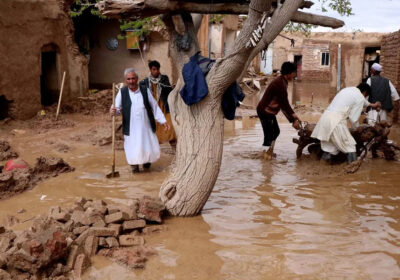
[0,196,165,279]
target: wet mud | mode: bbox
[0,113,399,279]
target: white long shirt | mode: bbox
[312,87,366,143]
[114,88,166,165]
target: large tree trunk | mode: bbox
[97,0,345,216]
[158,13,225,216]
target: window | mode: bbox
[321,52,330,66]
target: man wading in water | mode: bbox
[110,68,170,173]
[257,62,301,160]
[139,60,177,149]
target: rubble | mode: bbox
[0,196,165,279]
[0,141,18,161]
[0,156,74,200]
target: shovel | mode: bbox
[106,83,120,178]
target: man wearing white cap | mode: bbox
[366,63,399,124]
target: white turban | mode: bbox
[371,63,382,72]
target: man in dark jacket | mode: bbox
[257,62,301,160]
[366,63,400,124]
[139,60,177,148]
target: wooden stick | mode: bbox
[111,83,116,175]
[55,71,66,120]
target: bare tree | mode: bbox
[98,0,344,216]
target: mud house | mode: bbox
[0,0,89,120]
[258,32,386,106]
[381,30,400,94]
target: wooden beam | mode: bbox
[291,10,344,29]
[97,0,343,29]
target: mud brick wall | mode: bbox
[301,40,331,81]
[381,31,400,92]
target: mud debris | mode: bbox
[0,141,18,161]
[0,196,165,279]
[29,115,75,132]
[0,157,74,200]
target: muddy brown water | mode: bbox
[1,114,400,279]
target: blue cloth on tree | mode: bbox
[222,82,245,120]
[180,53,209,105]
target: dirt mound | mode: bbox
[0,141,18,161]
[0,196,165,279]
[29,115,75,132]
[0,156,74,200]
[72,90,113,115]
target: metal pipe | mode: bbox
[337,43,342,92]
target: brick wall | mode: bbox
[381,30,400,92]
[301,40,331,81]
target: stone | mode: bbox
[14,273,31,280]
[92,219,106,228]
[74,229,90,246]
[83,201,93,210]
[62,220,74,232]
[0,236,12,253]
[73,253,91,279]
[74,197,87,207]
[88,214,105,226]
[3,215,19,228]
[44,231,68,260]
[70,210,90,226]
[9,249,36,273]
[106,205,120,215]
[104,212,129,224]
[0,227,5,235]
[138,196,165,223]
[84,236,98,256]
[89,227,117,237]
[119,235,145,247]
[142,225,166,235]
[105,237,119,248]
[66,245,79,269]
[98,237,107,248]
[0,253,6,268]
[73,226,89,236]
[92,200,107,215]
[21,239,43,258]
[0,269,11,280]
[0,269,12,280]
[122,220,146,231]
[107,224,122,236]
[97,247,147,269]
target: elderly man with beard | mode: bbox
[366,63,400,124]
[110,68,169,173]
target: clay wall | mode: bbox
[0,0,88,119]
[381,30,400,92]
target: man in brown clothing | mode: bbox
[257,62,301,159]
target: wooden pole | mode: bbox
[55,71,66,120]
[111,83,116,175]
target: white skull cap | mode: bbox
[371,63,382,72]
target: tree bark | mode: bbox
[97,0,344,29]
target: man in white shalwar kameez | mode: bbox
[312,83,380,163]
[110,68,169,173]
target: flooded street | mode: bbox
[1,115,400,279]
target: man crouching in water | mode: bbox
[311,83,381,163]
[257,62,301,160]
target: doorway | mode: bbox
[294,55,302,80]
[40,44,59,106]
[363,47,380,82]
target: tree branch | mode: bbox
[98,0,342,29]
[291,10,344,29]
